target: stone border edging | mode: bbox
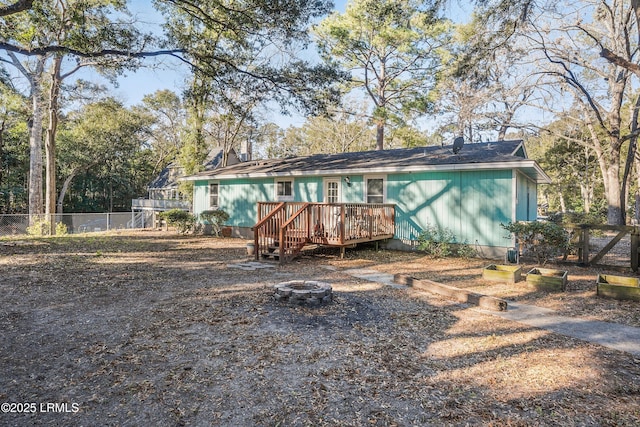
[393,274,508,312]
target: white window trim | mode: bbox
[209,181,220,208]
[323,177,342,203]
[364,175,387,204]
[275,178,295,201]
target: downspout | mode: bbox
[511,170,518,247]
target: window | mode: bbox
[324,179,340,203]
[276,179,294,201]
[366,177,385,204]
[209,183,219,207]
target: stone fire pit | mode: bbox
[273,280,333,306]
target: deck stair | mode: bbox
[253,202,395,264]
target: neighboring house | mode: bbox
[131,147,240,227]
[182,140,551,257]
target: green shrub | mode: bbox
[55,222,68,235]
[26,217,49,236]
[26,217,67,236]
[199,209,230,236]
[455,241,477,259]
[417,225,478,258]
[417,224,456,258]
[158,209,196,234]
[501,221,569,265]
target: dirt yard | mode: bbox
[1,231,639,426]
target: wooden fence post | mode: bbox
[631,227,640,272]
[579,226,589,266]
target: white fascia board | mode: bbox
[181,160,553,183]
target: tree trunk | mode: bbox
[28,73,44,222]
[0,118,5,196]
[559,192,566,213]
[497,124,508,141]
[635,157,640,224]
[375,122,384,151]
[604,164,624,225]
[583,108,625,225]
[45,56,62,233]
[621,94,640,225]
[580,183,591,213]
[56,168,80,214]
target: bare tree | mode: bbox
[433,15,536,143]
[521,0,639,225]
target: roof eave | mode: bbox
[181,160,553,183]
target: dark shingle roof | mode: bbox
[148,148,226,189]
[184,140,550,183]
[148,165,177,190]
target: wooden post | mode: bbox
[254,228,259,261]
[632,227,640,272]
[279,225,285,265]
[340,204,345,245]
[580,226,590,266]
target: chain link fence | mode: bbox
[0,212,155,236]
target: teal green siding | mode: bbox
[193,180,209,215]
[218,178,274,227]
[342,175,364,202]
[195,178,273,227]
[515,172,537,221]
[194,175,362,226]
[293,176,320,202]
[194,169,524,248]
[388,170,513,247]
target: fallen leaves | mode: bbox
[0,232,639,425]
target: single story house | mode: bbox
[182,140,551,257]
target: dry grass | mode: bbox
[0,231,639,426]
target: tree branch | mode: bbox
[0,0,32,17]
[0,42,184,59]
[600,48,640,78]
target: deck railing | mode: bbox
[257,202,307,223]
[279,203,312,263]
[253,202,286,261]
[307,203,395,245]
[131,198,191,211]
[254,202,395,263]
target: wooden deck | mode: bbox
[253,202,395,263]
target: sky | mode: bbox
[112,1,347,101]
[105,0,469,128]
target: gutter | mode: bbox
[180,160,552,184]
